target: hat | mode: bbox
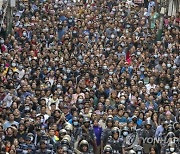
[25,136,31,141]
[40,140,47,145]
[173,91,178,95]
[138,80,143,84]
[132,115,137,119]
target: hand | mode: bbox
[60,113,65,121]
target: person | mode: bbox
[93,118,102,154]
[0,0,179,153]
[103,144,113,154]
[77,139,91,154]
[72,116,82,141]
[79,117,97,153]
[101,115,114,152]
[161,141,179,154]
[3,113,19,130]
[140,119,155,153]
[35,140,52,154]
[107,127,123,154]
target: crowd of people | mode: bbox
[0,0,179,153]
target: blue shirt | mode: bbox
[114,116,127,123]
[93,126,102,146]
[155,125,164,138]
[65,113,72,122]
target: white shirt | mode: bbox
[18,69,25,79]
[146,83,156,94]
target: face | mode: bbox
[113,132,119,140]
[150,147,156,154]
[49,129,55,136]
[9,114,14,121]
[82,145,88,152]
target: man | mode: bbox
[79,117,97,153]
[107,127,123,154]
[3,113,19,130]
[35,140,52,154]
[145,76,156,94]
[140,119,155,153]
[101,115,114,152]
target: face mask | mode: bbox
[48,67,51,71]
[121,100,125,104]
[59,99,63,102]
[12,63,16,67]
[101,35,105,39]
[109,71,113,75]
[54,58,59,61]
[154,54,158,58]
[111,34,115,39]
[19,65,23,70]
[172,65,177,69]
[164,53,168,57]
[47,84,51,87]
[137,71,141,75]
[167,64,171,68]
[78,99,83,103]
[140,67,145,72]
[78,55,83,60]
[121,42,125,47]
[67,69,71,73]
[41,119,44,123]
[137,52,141,55]
[0,39,4,44]
[57,84,62,89]
[63,76,67,80]
[123,131,128,136]
[9,71,13,75]
[73,121,79,126]
[23,32,27,37]
[169,148,175,152]
[93,85,96,89]
[165,85,170,89]
[25,106,30,110]
[129,66,133,69]
[107,48,110,51]
[103,66,107,69]
[172,87,176,90]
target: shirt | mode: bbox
[3,121,19,130]
[93,126,102,146]
[145,83,156,94]
[155,125,164,138]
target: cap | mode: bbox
[40,140,47,145]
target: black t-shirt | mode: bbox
[17,131,27,140]
[4,135,15,144]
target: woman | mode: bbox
[93,119,102,154]
[149,7,159,29]
[71,87,85,104]
[151,112,159,128]
[149,145,157,154]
